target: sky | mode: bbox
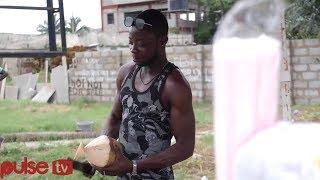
[0,0,101,34]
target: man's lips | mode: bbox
[132,55,142,60]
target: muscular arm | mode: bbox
[101,63,135,139]
[137,70,196,171]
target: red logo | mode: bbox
[0,158,73,178]
[52,159,73,176]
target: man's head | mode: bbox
[126,9,169,66]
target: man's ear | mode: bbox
[159,36,168,47]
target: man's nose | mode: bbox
[130,43,138,53]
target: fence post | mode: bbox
[45,58,49,83]
[280,11,292,121]
[199,45,205,101]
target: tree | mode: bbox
[36,15,61,34]
[37,16,89,35]
[66,16,89,35]
[285,0,320,39]
[195,0,236,44]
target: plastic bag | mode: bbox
[213,0,284,179]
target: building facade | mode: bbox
[100,0,199,36]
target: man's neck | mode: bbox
[141,55,168,75]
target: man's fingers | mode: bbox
[92,165,117,176]
[97,169,117,176]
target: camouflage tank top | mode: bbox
[118,62,177,180]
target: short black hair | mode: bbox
[136,9,168,37]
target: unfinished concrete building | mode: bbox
[100,0,199,37]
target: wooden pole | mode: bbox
[45,58,49,83]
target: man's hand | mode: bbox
[93,151,132,176]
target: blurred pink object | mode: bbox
[213,35,281,180]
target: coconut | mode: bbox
[74,135,122,167]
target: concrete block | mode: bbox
[32,85,55,103]
[194,83,202,90]
[299,57,315,64]
[204,60,213,67]
[92,51,101,58]
[293,48,308,56]
[305,90,319,96]
[291,39,304,48]
[83,52,92,58]
[51,66,70,103]
[109,50,122,57]
[101,96,109,102]
[293,65,308,72]
[203,45,212,52]
[102,83,109,89]
[293,81,308,88]
[310,98,320,105]
[175,47,186,54]
[196,53,202,60]
[302,72,317,80]
[94,64,103,70]
[304,39,320,46]
[13,73,38,99]
[75,52,84,58]
[166,47,174,54]
[291,57,299,64]
[110,83,117,89]
[293,90,304,96]
[309,64,320,71]
[4,86,18,100]
[309,48,320,56]
[292,73,298,80]
[101,50,110,57]
[294,98,309,105]
[309,81,320,88]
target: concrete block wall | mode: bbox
[68,50,122,102]
[0,32,194,48]
[291,39,320,105]
[69,45,213,102]
[168,45,205,101]
[68,39,320,105]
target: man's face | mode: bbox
[129,27,159,66]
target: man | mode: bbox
[0,66,7,149]
[0,66,8,81]
[96,9,195,179]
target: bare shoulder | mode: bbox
[116,62,136,89]
[117,62,135,80]
[164,68,192,101]
[118,62,135,78]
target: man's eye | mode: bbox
[137,42,147,47]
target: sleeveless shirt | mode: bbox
[118,62,177,180]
